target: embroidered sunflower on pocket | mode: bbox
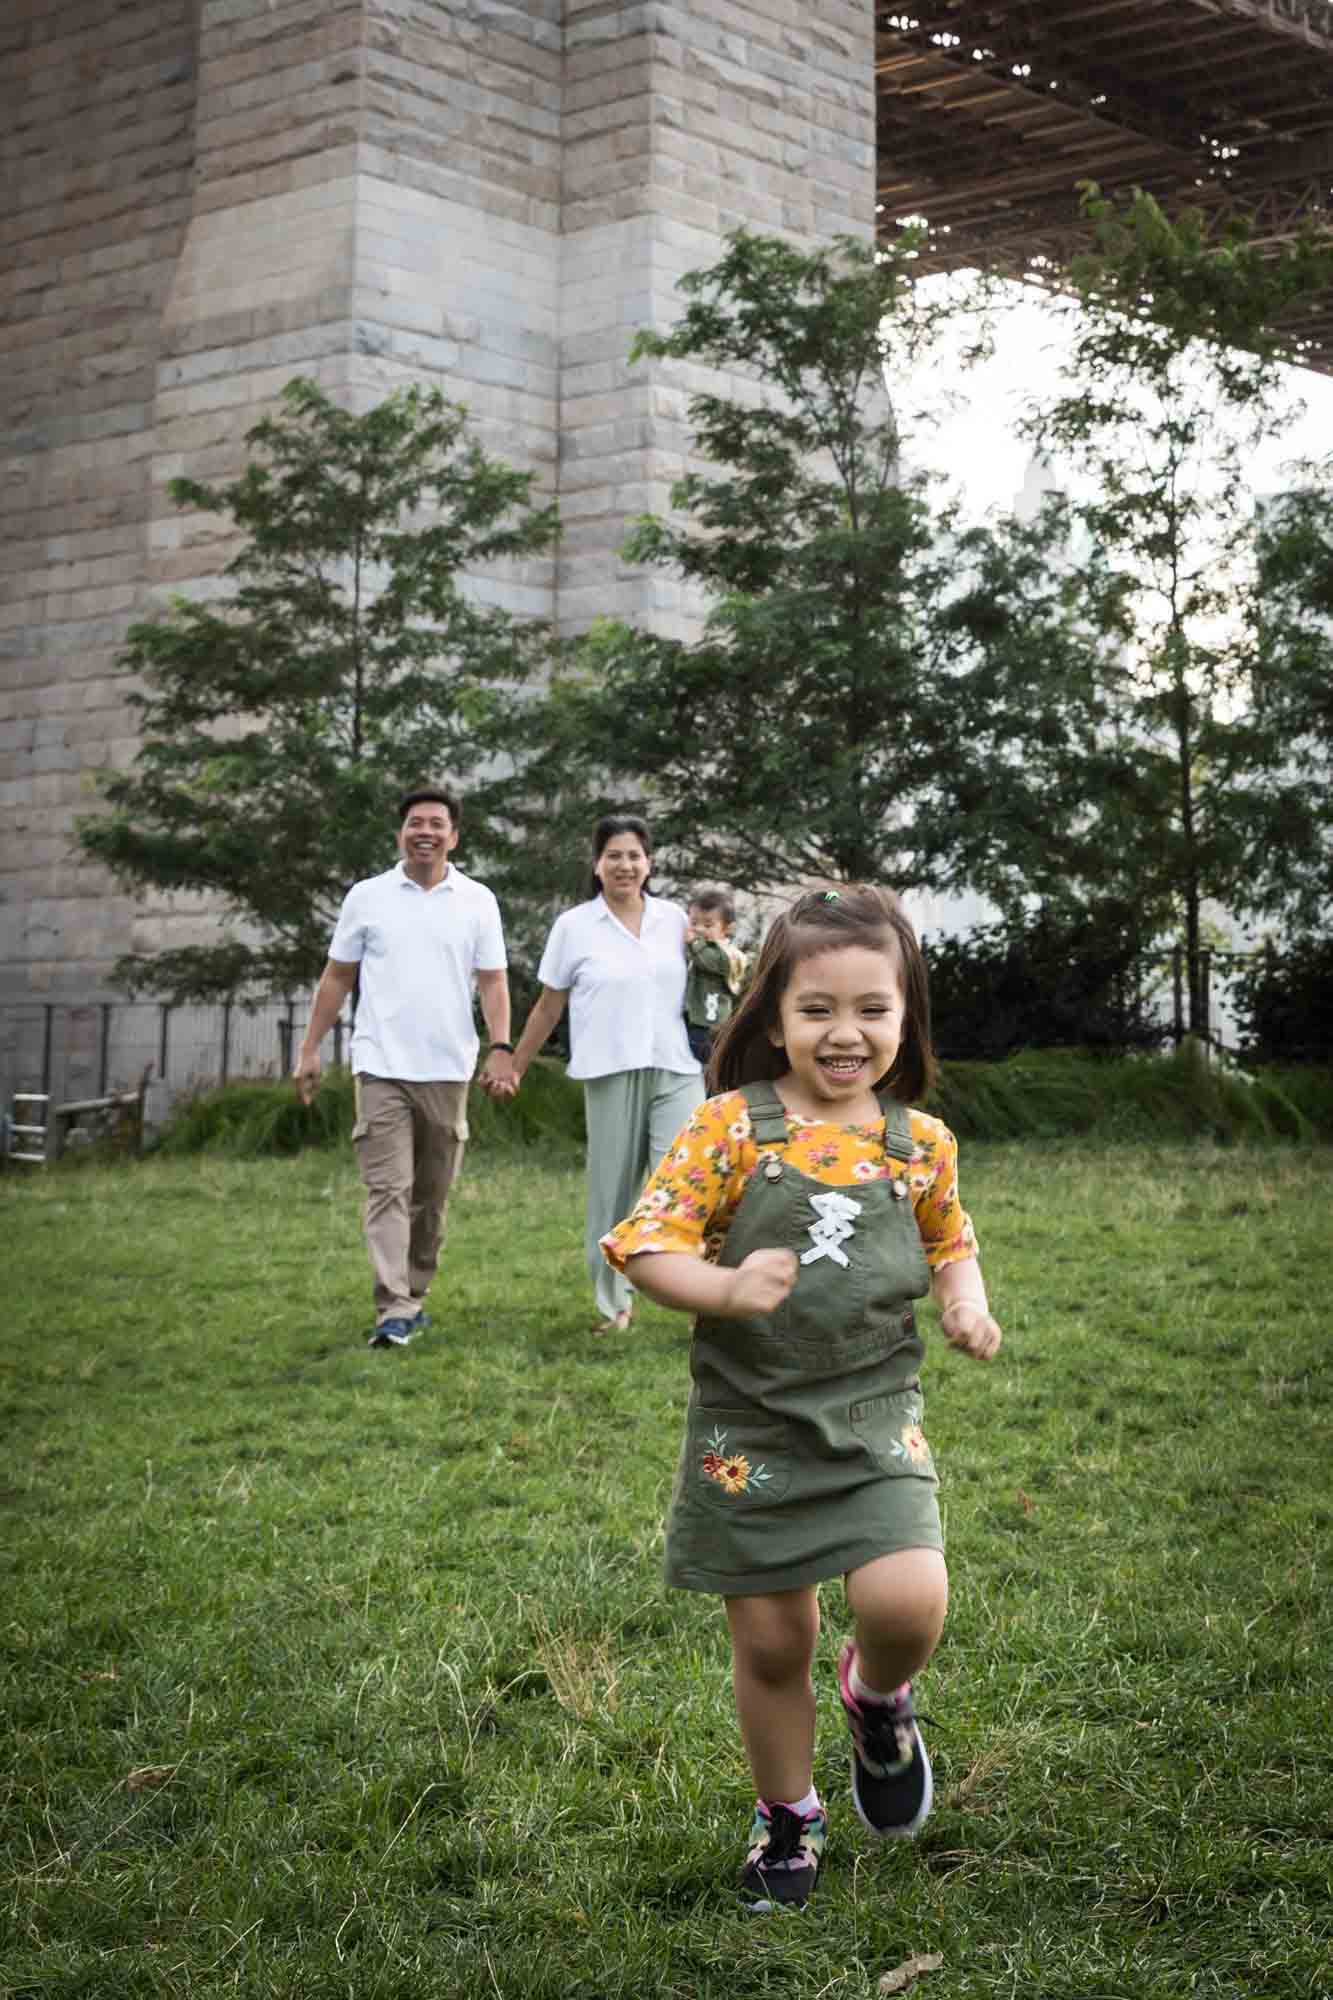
[701,1426,774,1496]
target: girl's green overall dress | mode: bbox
[665,1081,944,1595]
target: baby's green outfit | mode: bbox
[684,937,747,1032]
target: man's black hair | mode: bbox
[398,785,462,828]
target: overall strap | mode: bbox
[740,1079,790,1147]
[877,1091,915,1163]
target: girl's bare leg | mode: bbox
[844,1549,949,1692]
[725,1587,821,1802]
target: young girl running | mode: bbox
[602,885,1002,1912]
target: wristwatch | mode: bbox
[489,1041,515,1054]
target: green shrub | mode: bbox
[467,1058,585,1152]
[1231,933,1333,1063]
[154,1058,585,1158]
[1253,1062,1333,1136]
[930,1044,1333,1144]
[926,905,1163,1059]
[154,1074,349,1156]
[146,1047,1333,1158]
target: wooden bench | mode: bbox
[7,1066,152,1165]
[52,1068,152,1158]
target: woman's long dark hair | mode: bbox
[709,884,936,1105]
[587,814,653,900]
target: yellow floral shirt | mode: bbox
[603,1089,978,1273]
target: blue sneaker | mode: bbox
[369,1317,415,1349]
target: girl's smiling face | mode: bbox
[769,944,906,1120]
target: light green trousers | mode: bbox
[583,1066,705,1320]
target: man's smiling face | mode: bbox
[398,801,459,876]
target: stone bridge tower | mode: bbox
[1,0,875,1009]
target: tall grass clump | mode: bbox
[154,1058,585,1158]
[145,1048,1332,1161]
[931,1044,1332,1143]
[1258,1061,1333,1134]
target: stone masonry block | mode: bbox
[4,0,874,1000]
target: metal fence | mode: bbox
[1146,946,1251,1050]
[0,995,351,1155]
[0,948,1259,1161]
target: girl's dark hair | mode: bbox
[709,884,936,1105]
[587,814,653,900]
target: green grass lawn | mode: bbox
[3,1141,1331,1999]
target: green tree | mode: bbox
[1019,185,1333,1031]
[543,229,1128,897]
[79,378,558,1000]
[1252,462,1333,931]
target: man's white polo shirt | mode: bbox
[537,894,701,1081]
[329,862,506,1082]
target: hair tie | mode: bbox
[820,890,840,903]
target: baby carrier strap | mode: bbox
[739,1079,790,1147]
[878,1091,914,1162]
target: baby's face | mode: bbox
[689,907,730,942]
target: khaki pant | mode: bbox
[353,1074,469,1325]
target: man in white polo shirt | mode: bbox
[294,786,515,1348]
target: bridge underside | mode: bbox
[876,0,1333,366]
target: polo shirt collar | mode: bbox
[394,859,457,895]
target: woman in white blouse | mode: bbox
[504,815,704,1331]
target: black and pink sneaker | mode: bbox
[738,1800,827,1912]
[836,1640,933,1838]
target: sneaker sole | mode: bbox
[739,1874,819,1915]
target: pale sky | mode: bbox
[901,281,1333,518]
[894,282,1332,988]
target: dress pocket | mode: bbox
[848,1389,937,1481]
[685,1409,793,1509]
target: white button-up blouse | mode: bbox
[536,894,702,1081]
